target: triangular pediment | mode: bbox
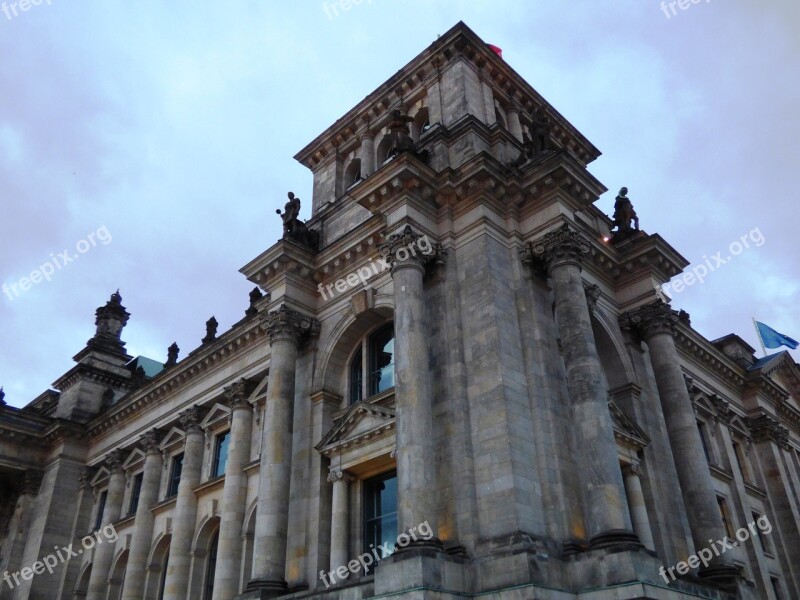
[90,466,110,487]
[610,400,650,450]
[122,448,146,470]
[729,414,750,437]
[200,403,231,429]
[316,402,395,453]
[158,427,186,451]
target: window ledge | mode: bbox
[151,496,178,515]
[194,475,225,495]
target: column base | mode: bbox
[394,536,445,553]
[588,529,642,551]
[242,578,287,598]
[698,562,741,586]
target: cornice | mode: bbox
[87,318,267,439]
[674,326,747,388]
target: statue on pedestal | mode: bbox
[276,192,320,251]
[610,187,640,242]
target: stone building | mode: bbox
[1,21,799,600]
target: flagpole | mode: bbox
[752,317,768,357]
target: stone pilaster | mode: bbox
[506,104,523,142]
[163,407,205,600]
[622,463,655,550]
[247,306,318,596]
[378,225,444,551]
[86,450,126,600]
[531,224,636,549]
[212,379,255,600]
[121,430,163,600]
[620,301,738,582]
[327,470,353,575]
[360,132,375,177]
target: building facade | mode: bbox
[1,21,799,600]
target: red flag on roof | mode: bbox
[487,44,503,58]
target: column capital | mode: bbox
[224,378,255,410]
[179,405,204,434]
[327,469,353,484]
[531,224,590,273]
[619,301,691,341]
[745,412,790,450]
[621,463,641,478]
[80,466,97,490]
[105,449,126,474]
[261,304,319,346]
[377,225,445,275]
[139,429,163,455]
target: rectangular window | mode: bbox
[752,512,772,555]
[212,432,230,478]
[167,454,184,498]
[129,473,143,516]
[697,421,712,463]
[733,441,751,481]
[717,496,734,538]
[94,490,108,531]
[369,326,394,396]
[771,577,784,600]
[364,471,398,559]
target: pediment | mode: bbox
[610,400,650,450]
[691,392,718,419]
[200,403,231,429]
[728,415,750,437]
[90,466,110,487]
[316,401,395,454]
[158,427,186,451]
[122,448,146,470]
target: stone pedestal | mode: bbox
[121,431,163,600]
[378,225,443,551]
[532,225,637,548]
[86,451,126,600]
[247,305,318,596]
[163,407,205,600]
[621,302,739,583]
[213,380,255,600]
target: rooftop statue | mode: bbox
[610,187,640,242]
[276,192,320,251]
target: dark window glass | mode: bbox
[167,454,184,498]
[129,473,143,516]
[733,442,751,481]
[203,531,219,600]
[157,553,169,600]
[717,496,734,538]
[94,490,108,531]
[369,325,394,395]
[364,471,398,559]
[350,350,363,405]
[212,432,230,478]
[772,577,783,600]
[752,512,771,554]
[697,421,711,463]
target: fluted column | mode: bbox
[506,104,523,142]
[531,224,636,548]
[87,451,126,600]
[163,407,205,600]
[622,463,655,550]
[328,470,353,574]
[378,225,444,550]
[121,430,163,600]
[212,379,255,600]
[621,302,738,581]
[247,305,318,596]
[360,133,375,177]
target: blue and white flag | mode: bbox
[755,321,799,350]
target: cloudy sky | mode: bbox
[1,0,797,407]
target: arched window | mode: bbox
[375,135,394,165]
[348,323,394,404]
[344,158,362,189]
[203,531,219,600]
[412,107,431,141]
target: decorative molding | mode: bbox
[261,304,319,347]
[105,449,125,474]
[531,224,590,273]
[179,406,203,434]
[224,378,255,410]
[583,282,601,314]
[377,224,445,274]
[619,301,690,341]
[746,412,790,450]
[327,470,353,484]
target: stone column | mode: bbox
[4,470,43,580]
[247,305,318,596]
[212,379,255,600]
[506,104,523,142]
[360,133,375,177]
[621,302,738,581]
[531,224,636,548]
[86,451,126,600]
[622,463,655,550]
[121,430,163,600]
[328,470,353,574]
[378,225,444,550]
[163,407,205,600]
